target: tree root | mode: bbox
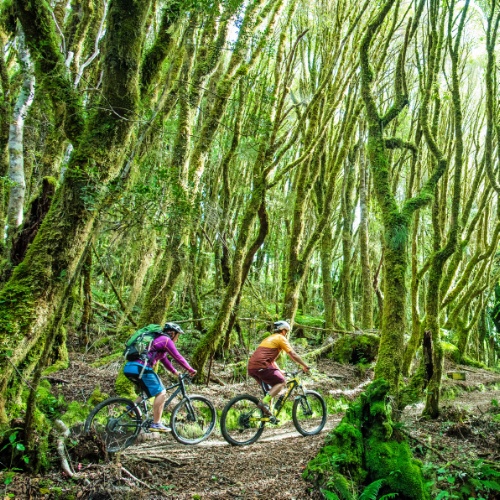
[53,420,78,478]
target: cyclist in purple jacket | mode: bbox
[123,323,197,432]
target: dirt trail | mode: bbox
[122,419,340,499]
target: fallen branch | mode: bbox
[121,466,153,489]
[54,420,78,478]
[42,376,70,384]
[305,340,336,359]
[329,380,372,400]
[140,456,183,466]
[209,374,226,386]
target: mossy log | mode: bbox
[304,379,430,500]
[331,333,380,364]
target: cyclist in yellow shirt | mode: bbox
[248,320,310,415]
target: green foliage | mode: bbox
[295,314,324,328]
[37,381,65,419]
[386,222,409,251]
[0,429,30,471]
[90,351,123,368]
[294,337,309,349]
[422,460,500,499]
[359,479,386,500]
[325,395,349,415]
[331,334,380,365]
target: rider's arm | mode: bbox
[287,350,310,372]
[164,338,197,376]
[150,337,178,375]
[159,355,178,376]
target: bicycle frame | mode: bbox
[258,371,305,422]
[129,373,192,420]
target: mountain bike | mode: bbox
[84,373,216,452]
[220,370,327,446]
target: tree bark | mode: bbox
[6,30,35,242]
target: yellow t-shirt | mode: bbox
[248,333,292,370]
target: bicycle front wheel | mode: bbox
[84,397,142,453]
[220,394,266,446]
[292,390,327,436]
[170,395,216,445]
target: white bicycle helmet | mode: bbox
[163,322,184,335]
[273,320,291,333]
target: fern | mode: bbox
[358,479,385,500]
[321,489,341,500]
[378,494,398,500]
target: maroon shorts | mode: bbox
[248,367,285,387]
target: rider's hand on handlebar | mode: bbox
[188,369,197,378]
[302,365,310,374]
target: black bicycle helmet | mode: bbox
[273,320,291,333]
[163,322,184,335]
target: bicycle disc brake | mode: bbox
[238,413,252,429]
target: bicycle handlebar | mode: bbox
[179,372,195,383]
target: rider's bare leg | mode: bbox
[153,390,167,423]
[268,382,286,399]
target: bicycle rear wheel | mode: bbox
[84,397,142,453]
[170,395,216,445]
[220,394,266,446]
[292,390,327,436]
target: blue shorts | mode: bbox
[123,362,165,398]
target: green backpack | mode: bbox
[123,324,164,361]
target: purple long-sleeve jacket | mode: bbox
[138,335,195,374]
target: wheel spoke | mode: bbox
[292,391,327,436]
[85,398,141,453]
[171,396,216,445]
[221,395,265,446]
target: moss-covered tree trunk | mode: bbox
[0,36,11,250]
[420,0,469,418]
[360,0,443,396]
[340,147,356,330]
[6,29,34,244]
[78,249,92,345]
[320,229,339,332]
[304,379,430,500]
[192,184,268,374]
[0,0,153,424]
[358,147,373,329]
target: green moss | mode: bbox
[88,386,109,406]
[304,379,430,499]
[61,401,90,427]
[27,407,51,471]
[90,350,123,368]
[332,333,380,364]
[114,368,136,398]
[441,341,460,363]
[461,356,487,369]
[42,359,69,375]
[365,436,428,499]
[294,338,309,349]
[295,314,325,328]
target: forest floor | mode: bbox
[2,355,500,499]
